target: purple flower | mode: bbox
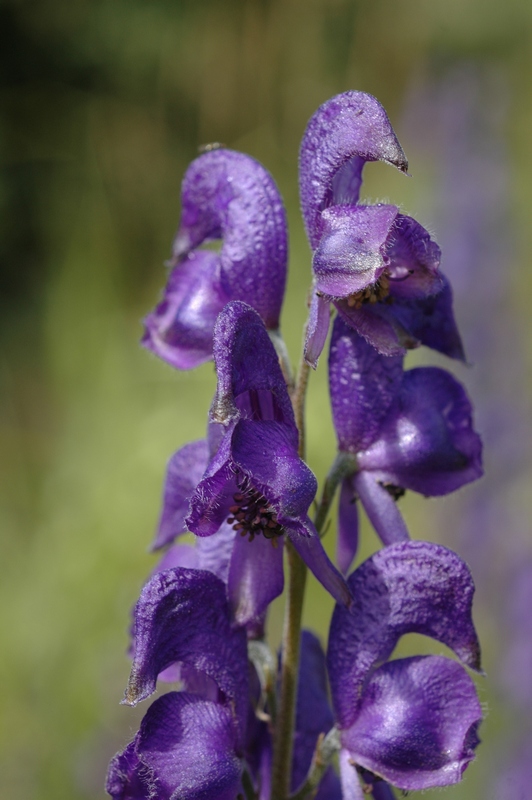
[109,574,340,799]
[108,568,249,800]
[291,631,341,799]
[329,317,482,573]
[142,148,288,370]
[327,541,482,794]
[299,91,464,365]
[185,301,351,618]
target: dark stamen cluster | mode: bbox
[380,481,406,501]
[227,481,284,546]
[346,273,390,308]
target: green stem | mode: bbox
[314,452,358,535]
[288,728,340,800]
[269,328,294,393]
[271,541,307,800]
[291,339,311,460]
[271,340,312,799]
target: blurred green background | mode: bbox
[2,0,532,797]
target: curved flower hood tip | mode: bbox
[299,92,464,366]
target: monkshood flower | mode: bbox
[327,540,483,795]
[110,575,343,799]
[108,568,249,800]
[298,91,464,365]
[328,317,482,573]
[142,148,288,369]
[183,301,351,618]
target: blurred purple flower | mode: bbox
[327,541,482,794]
[142,148,288,369]
[299,91,464,366]
[328,317,482,572]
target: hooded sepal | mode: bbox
[125,568,249,738]
[327,540,482,730]
[173,148,287,330]
[107,693,243,800]
[299,91,408,249]
[142,251,228,370]
[341,655,481,791]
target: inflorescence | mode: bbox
[107,91,484,800]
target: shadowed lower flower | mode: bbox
[327,541,482,794]
[109,580,343,800]
[184,301,352,616]
[107,568,249,800]
[328,317,482,573]
[142,148,288,369]
[299,91,464,366]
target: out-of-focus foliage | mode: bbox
[1,0,531,797]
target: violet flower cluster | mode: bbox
[107,91,484,800]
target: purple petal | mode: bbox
[299,92,408,249]
[125,568,248,735]
[230,419,315,523]
[186,429,238,536]
[370,782,397,800]
[339,749,367,800]
[153,544,199,573]
[152,440,209,550]
[377,273,466,360]
[142,251,227,370]
[342,656,481,790]
[111,693,242,800]
[305,290,332,368]
[334,273,464,360]
[337,477,359,575]
[335,298,413,356]
[211,301,295,427]
[154,526,236,610]
[354,472,410,546]
[195,522,236,584]
[315,769,342,800]
[312,205,398,297]
[385,214,443,299]
[357,367,483,496]
[228,533,285,626]
[327,540,481,729]
[290,530,352,609]
[107,742,148,800]
[173,149,287,329]
[328,317,404,453]
[291,631,338,794]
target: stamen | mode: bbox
[228,480,284,544]
[346,273,390,309]
[379,481,406,501]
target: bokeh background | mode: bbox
[2,1,532,797]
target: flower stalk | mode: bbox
[107,90,485,800]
